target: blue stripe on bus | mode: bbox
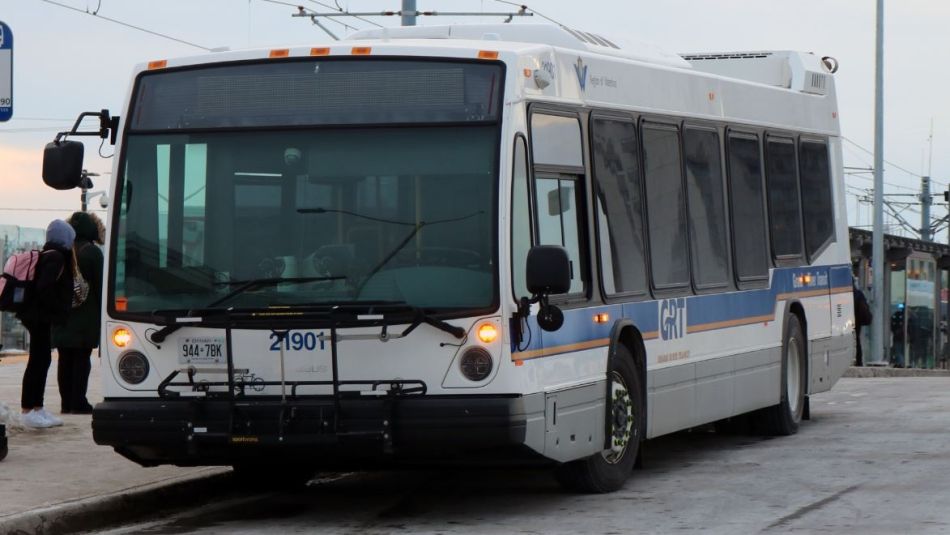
[511,264,852,360]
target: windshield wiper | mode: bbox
[148,276,345,343]
[354,301,466,340]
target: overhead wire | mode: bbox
[493,0,563,26]
[37,0,213,51]
[306,0,384,28]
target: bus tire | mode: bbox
[231,461,315,489]
[754,314,807,436]
[555,344,642,493]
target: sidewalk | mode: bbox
[0,354,229,534]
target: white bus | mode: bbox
[44,24,854,492]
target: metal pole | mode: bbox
[401,0,416,26]
[921,176,932,241]
[871,0,886,364]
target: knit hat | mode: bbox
[46,219,76,249]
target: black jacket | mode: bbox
[16,242,73,327]
[53,214,104,349]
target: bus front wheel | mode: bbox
[555,344,642,493]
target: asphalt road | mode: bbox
[97,377,950,534]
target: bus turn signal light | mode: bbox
[112,328,132,348]
[477,323,498,344]
[594,313,610,324]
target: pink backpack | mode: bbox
[0,251,44,313]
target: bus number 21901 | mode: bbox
[269,331,325,352]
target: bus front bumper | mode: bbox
[92,395,544,467]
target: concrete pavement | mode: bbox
[0,353,229,535]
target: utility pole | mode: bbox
[871,0,885,364]
[401,0,416,26]
[920,176,932,241]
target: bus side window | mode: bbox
[642,122,689,291]
[530,113,587,296]
[684,127,729,290]
[590,117,647,296]
[511,136,531,299]
[799,140,835,260]
[727,133,770,282]
[765,137,804,262]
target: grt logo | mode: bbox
[659,298,686,341]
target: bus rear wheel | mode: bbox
[555,344,642,493]
[753,314,807,436]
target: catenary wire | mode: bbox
[37,0,213,51]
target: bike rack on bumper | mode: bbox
[93,306,532,467]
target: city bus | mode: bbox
[43,23,854,492]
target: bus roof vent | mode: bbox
[679,50,833,95]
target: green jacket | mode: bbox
[52,213,104,349]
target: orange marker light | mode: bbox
[113,328,132,348]
[269,49,290,58]
[478,50,499,60]
[310,47,330,56]
[115,297,128,311]
[147,60,167,70]
[477,323,498,344]
[523,68,532,78]
[594,313,610,324]
[351,47,372,55]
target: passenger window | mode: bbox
[535,175,584,294]
[727,134,769,281]
[799,140,835,259]
[590,117,647,296]
[765,138,804,260]
[531,114,584,168]
[642,123,689,290]
[511,136,531,299]
[683,127,729,289]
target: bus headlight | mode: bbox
[459,347,493,382]
[117,351,150,385]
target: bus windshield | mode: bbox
[111,60,503,315]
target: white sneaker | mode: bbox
[22,410,54,429]
[37,409,63,427]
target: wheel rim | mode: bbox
[603,370,635,464]
[786,337,802,416]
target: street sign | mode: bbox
[0,21,11,122]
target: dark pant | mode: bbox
[21,321,52,410]
[855,324,864,366]
[58,347,93,412]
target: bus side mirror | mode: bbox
[524,245,570,332]
[42,140,85,190]
[42,109,119,191]
[527,245,571,295]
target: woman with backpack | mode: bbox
[17,219,75,428]
[53,212,104,414]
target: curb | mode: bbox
[0,468,232,535]
[844,366,950,378]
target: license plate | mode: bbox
[178,337,225,364]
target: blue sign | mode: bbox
[0,21,11,122]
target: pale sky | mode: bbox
[0,0,947,238]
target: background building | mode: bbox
[851,228,950,369]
